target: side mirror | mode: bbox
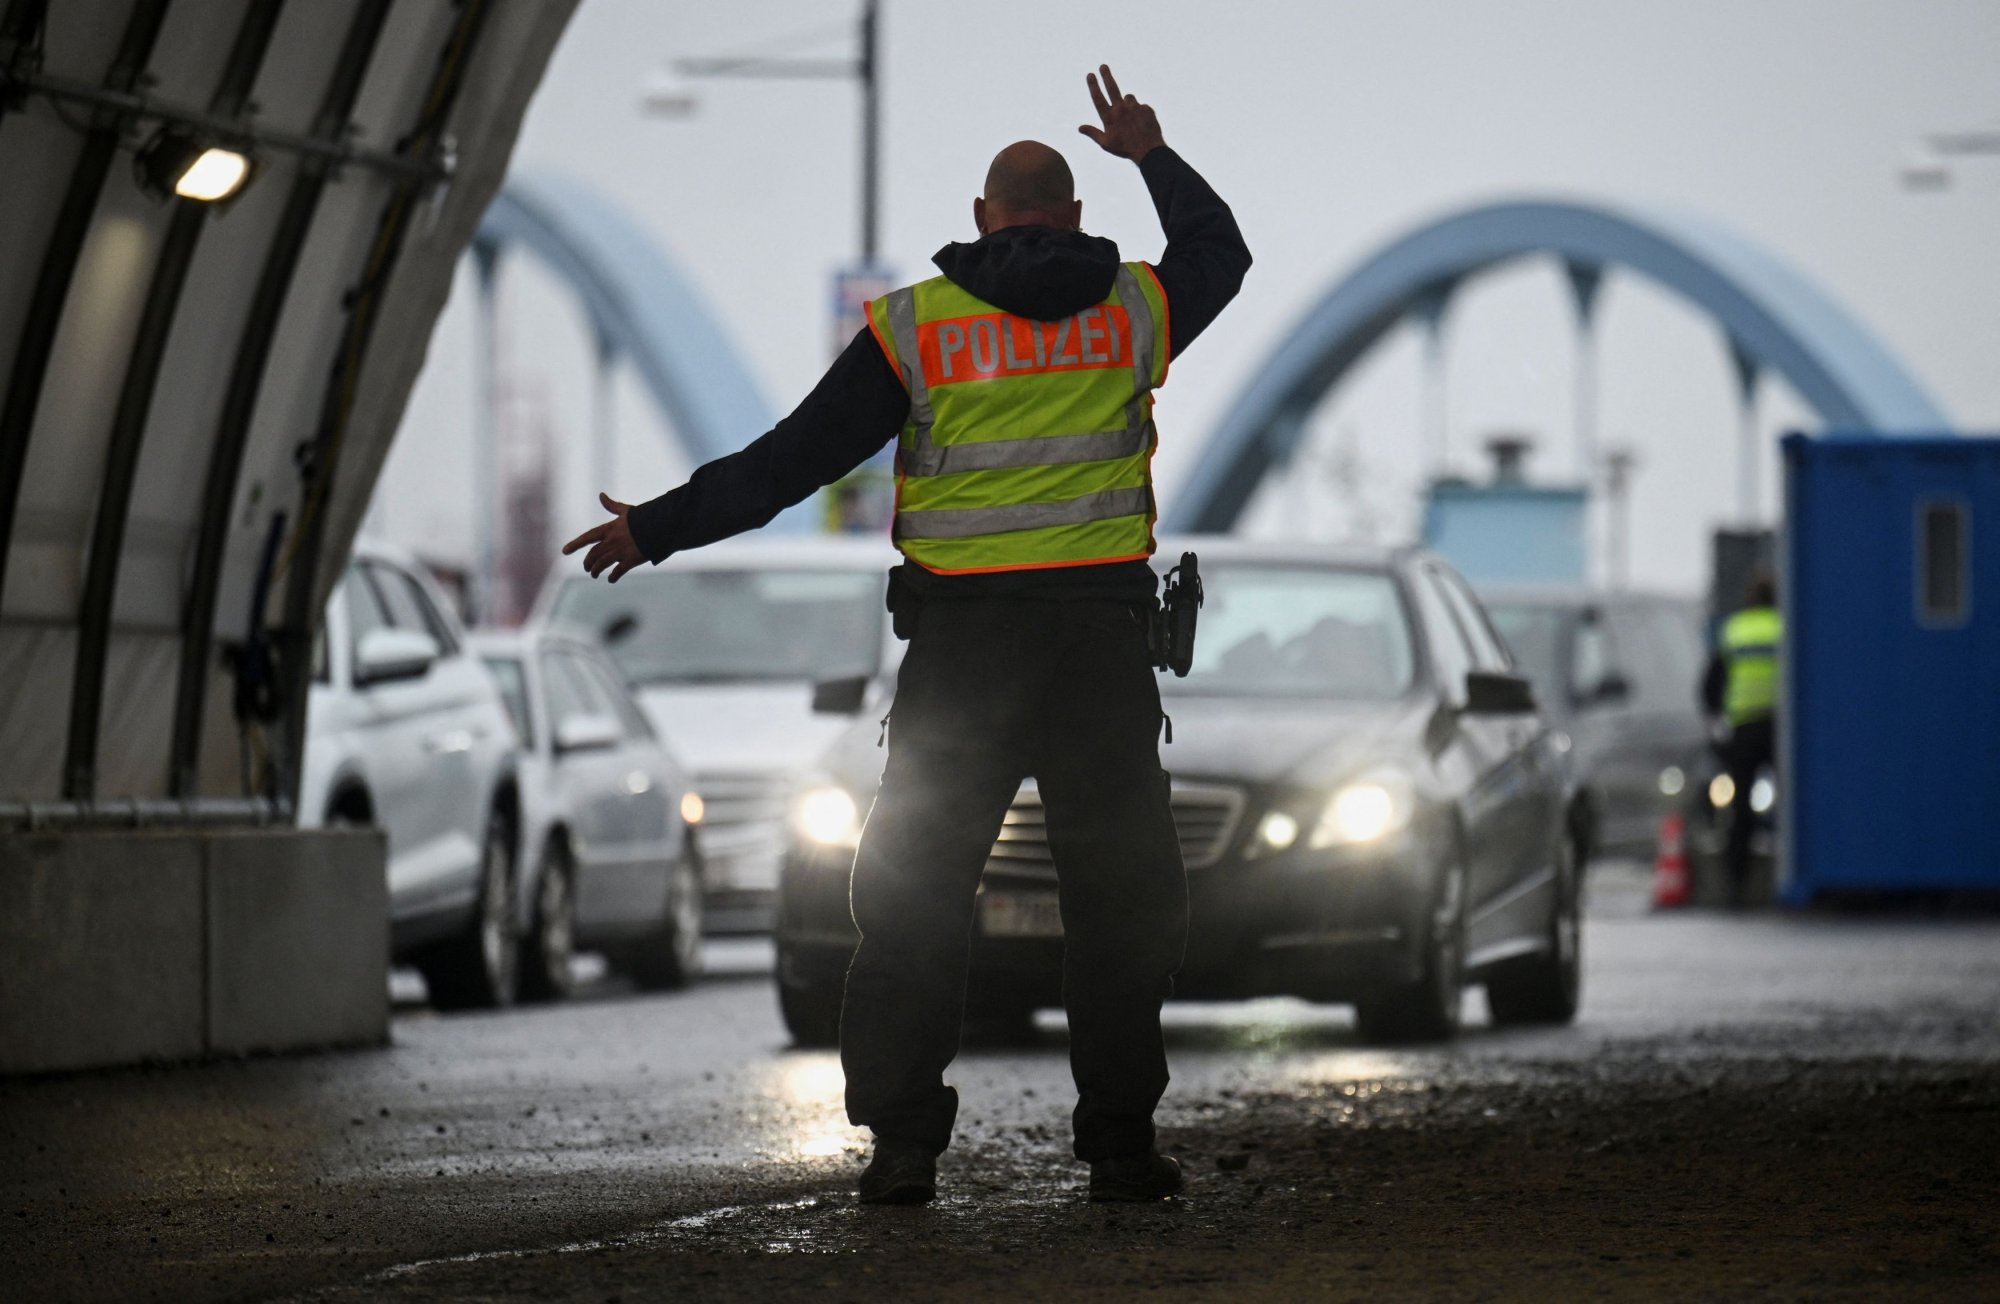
[553,712,622,754]
[1587,672,1632,706]
[1464,669,1537,715]
[602,612,639,646]
[354,627,439,687]
[811,675,870,716]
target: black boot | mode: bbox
[858,1138,937,1205]
[1088,1150,1183,1202]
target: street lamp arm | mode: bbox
[673,57,861,80]
[1925,129,2000,157]
[654,1,882,263]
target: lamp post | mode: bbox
[644,0,882,266]
[1602,445,1639,592]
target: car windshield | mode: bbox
[549,568,886,685]
[1166,565,1416,699]
[1483,603,1566,706]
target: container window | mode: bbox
[1917,499,1969,627]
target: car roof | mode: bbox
[466,624,603,659]
[1477,583,1700,609]
[531,532,901,623]
[533,532,1416,625]
[561,532,1411,573]
[629,533,900,570]
[346,535,425,572]
[1156,534,1415,572]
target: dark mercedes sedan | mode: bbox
[774,541,1580,1046]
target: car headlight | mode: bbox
[1310,770,1415,848]
[794,785,863,849]
[1255,810,1301,852]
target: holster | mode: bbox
[886,565,921,641]
[1147,551,1202,677]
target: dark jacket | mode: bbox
[626,146,1252,602]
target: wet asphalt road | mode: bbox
[3,865,1998,1302]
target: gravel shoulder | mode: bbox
[290,1052,1999,1303]
[6,879,1998,1302]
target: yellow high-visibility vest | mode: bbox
[865,261,1170,574]
[1721,605,1782,724]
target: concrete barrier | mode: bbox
[0,828,387,1074]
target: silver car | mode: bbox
[535,536,901,934]
[471,626,705,997]
[1480,587,1708,862]
[300,540,522,1009]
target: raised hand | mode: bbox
[1078,64,1165,162]
[561,492,645,583]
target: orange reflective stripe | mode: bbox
[916,304,1134,387]
[864,299,904,389]
[1138,261,1171,386]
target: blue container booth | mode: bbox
[1782,433,2000,902]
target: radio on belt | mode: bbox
[1148,551,1202,678]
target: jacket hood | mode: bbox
[932,226,1121,322]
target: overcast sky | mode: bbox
[378,0,2000,596]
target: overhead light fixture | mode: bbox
[136,127,254,204]
[175,147,250,200]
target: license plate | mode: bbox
[979,890,1064,938]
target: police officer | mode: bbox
[1702,568,1782,903]
[565,65,1249,1204]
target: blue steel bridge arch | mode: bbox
[1165,198,1952,532]
[475,169,811,528]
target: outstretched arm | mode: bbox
[562,331,908,580]
[1077,64,1251,359]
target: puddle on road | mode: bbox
[312,1195,835,1296]
[757,1052,871,1162]
[330,1163,1151,1293]
[300,1009,1529,1297]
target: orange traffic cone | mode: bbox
[1652,809,1690,909]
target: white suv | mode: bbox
[300,540,523,1008]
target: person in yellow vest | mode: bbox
[564,66,1250,1204]
[1701,568,1782,903]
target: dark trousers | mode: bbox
[1724,715,1776,894]
[839,597,1188,1161]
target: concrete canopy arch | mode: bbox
[0,0,579,808]
[1166,198,1952,532]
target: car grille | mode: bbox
[985,779,1244,881]
[692,770,791,893]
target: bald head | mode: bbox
[986,141,1074,209]
[975,140,1082,235]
